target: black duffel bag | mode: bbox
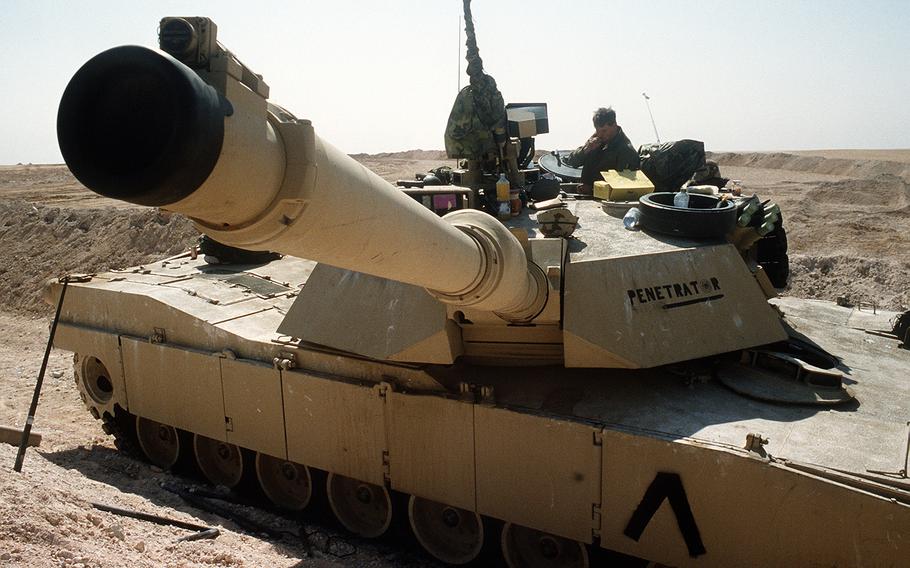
[638,139,705,192]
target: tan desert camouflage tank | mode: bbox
[47,13,908,568]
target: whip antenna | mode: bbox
[642,92,661,143]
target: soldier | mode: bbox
[565,107,640,194]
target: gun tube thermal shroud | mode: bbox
[57,46,546,321]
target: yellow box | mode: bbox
[593,169,654,202]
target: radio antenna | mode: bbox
[642,92,661,143]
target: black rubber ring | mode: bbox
[638,192,737,239]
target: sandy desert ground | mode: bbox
[0,149,908,567]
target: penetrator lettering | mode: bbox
[626,277,723,309]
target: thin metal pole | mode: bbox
[91,503,220,542]
[456,13,462,170]
[457,14,462,92]
[642,92,660,144]
[14,277,68,472]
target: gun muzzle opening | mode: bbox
[57,45,225,207]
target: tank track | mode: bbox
[83,387,619,568]
[100,406,141,458]
[94,407,528,566]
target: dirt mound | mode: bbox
[0,200,199,313]
[781,174,909,274]
[789,149,910,164]
[805,174,910,210]
[352,153,454,186]
[349,149,448,161]
[786,253,909,310]
[0,164,77,187]
[709,151,910,181]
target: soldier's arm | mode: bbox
[563,145,588,167]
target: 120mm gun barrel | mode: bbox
[57,38,545,322]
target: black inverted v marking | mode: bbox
[623,472,706,557]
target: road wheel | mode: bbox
[326,473,392,538]
[501,523,589,568]
[408,496,484,564]
[194,434,243,488]
[256,453,312,511]
[135,416,180,469]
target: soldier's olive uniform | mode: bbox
[564,127,640,186]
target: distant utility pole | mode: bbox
[642,92,660,144]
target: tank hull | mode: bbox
[51,255,910,567]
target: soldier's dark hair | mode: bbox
[593,107,616,127]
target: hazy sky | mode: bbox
[2,0,908,164]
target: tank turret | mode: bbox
[57,16,785,367]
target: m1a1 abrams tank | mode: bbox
[48,13,909,568]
